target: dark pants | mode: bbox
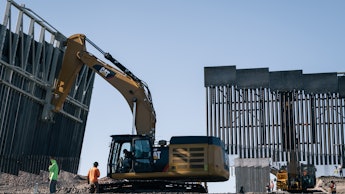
[89,182,99,193]
[49,180,57,193]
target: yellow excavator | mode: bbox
[273,156,317,193]
[51,34,229,193]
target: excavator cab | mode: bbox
[108,135,153,176]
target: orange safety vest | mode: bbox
[87,167,100,183]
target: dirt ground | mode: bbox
[0,170,90,193]
[1,171,345,193]
[313,176,345,194]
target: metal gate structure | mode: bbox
[205,66,345,166]
[0,0,95,175]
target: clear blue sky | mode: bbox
[2,0,345,193]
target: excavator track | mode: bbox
[99,180,207,193]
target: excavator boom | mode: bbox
[52,34,156,139]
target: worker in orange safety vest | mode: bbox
[87,161,100,193]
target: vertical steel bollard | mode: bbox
[34,182,38,194]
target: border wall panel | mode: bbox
[205,66,345,167]
[303,73,338,94]
[269,70,303,91]
[236,68,269,89]
[0,1,94,175]
[204,66,236,87]
[339,76,345,98]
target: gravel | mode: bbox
[1,171,345,193]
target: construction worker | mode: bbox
[48,156,59,193]
[330,180,336,194]
[122,149,133,172]
[87,161,100,193]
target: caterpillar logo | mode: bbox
[93,64,115,79]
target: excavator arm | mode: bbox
[51,34,156,139]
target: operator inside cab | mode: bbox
[121,149,133,172]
